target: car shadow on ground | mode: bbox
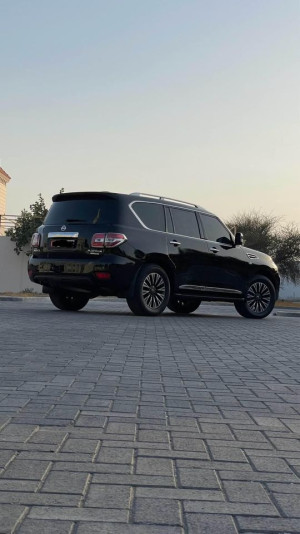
[33,307,250,320]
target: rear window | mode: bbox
[44,199,119,225]
[131,202,165,231]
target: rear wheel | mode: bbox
[234,276,276,319]
[49,291,89,311]
[126,264,170,316]
[167,297,201,314]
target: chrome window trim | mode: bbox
[179,284,242,295]
[129,201,166,233]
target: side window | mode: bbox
[201,214,232,245]
[131,202,165,231]
[170,208,200,238]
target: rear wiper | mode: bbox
[65,219,86,222]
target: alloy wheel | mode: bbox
[142,272,166,310]
[246,281,271,314]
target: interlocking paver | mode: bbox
[222,480,271,503]
[84,484,131,508]
[16,519,72,533]
[3,459,50,480]
[236,516,300,532]
[178,467,220,488]
[0,492,80,506]
[27,506,128,521]
[184,499,279,515]
[41,470,89,494]
[272,492,300,517]
[133,497,181,525]
[76,524,183,533]
[208,445,247,461]
[136,457,173,476]
[247,454,293,473]
[135,486,224,501]
[61,438,99,454]
[96,446,133,464]
[185,512,238,534]
[0,299,299,533]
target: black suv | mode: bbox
[28,191,280,319]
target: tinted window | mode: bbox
[201,214,232,245]
[132,202,165,231]
[44,199,118,225]
[170,208,200,238]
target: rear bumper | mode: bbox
[28,255,138,296]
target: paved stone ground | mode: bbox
[0,298,300,534]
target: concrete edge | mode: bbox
[0,296,49,301]
[0,296,26,301]
[273,311,300,318]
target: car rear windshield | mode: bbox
[44,199,119,225]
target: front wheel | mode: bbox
[49,291,89,311]
[234,276,276,319]
[167,297,201,314]
[126,264,170,316]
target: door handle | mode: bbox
[210,246,219,253]
[170,240,181,246]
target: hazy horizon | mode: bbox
[1,0,299,225]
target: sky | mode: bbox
[0,0,299,225]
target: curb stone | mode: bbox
[273,310,300,318]
[0,296,25,301]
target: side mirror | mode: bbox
[235,232,244,246]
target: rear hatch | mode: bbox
[38,192,121,259]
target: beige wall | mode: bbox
[0,177,7,216]
[0,236,42,293]
[0,185,6,215]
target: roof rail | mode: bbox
[130,192,201,209]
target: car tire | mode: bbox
[126,264,170,316]
[49,291,89,311]
[167,297,201,314]
[234,276,276,319]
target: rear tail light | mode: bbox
[91,233,105,247]
[31,233,41,247]
[91,233,127,249]
[105,233,127,248]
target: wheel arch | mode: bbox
[143,254,176,292]
[126,254,175,299]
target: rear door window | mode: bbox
[170,208,200,238]
[131,202,165,231]
[201,214,233,245]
